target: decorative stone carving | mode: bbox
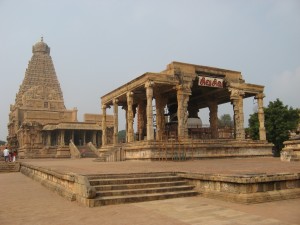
[255,93,266,141]
[126,92,134,142]
[145,81,154,141]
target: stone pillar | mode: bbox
[83,131,86,145]
[208,100,218,139]
[239,92,245,140]
[71,131,74,143]
[145,81,154,141]
[126,92,134,142]
[92,131,97,145]
[60,130,65,146]
[47,131,51,146]
[102,104,107,146]
[176,85,190,140]
[229,88,245,140]
[113,98,119,145]
[155,92,168,141]
[255,93,267,141]
[137,100,146,141]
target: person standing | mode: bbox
[3,147,10,162]
[12,150,17,162]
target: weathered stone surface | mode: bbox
[7,39,112,158]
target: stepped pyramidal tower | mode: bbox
[14,37,66,111]
[7,38,113,158]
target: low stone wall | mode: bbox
[179,172,300,204]
[0,162,20,172]
[20,163,96,207]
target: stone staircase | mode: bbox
[86,172,198,206]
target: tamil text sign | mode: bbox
[198,76,224,88]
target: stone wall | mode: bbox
[20,162,96,207]
[179,172,300,204]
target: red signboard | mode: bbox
[198,76,224,88]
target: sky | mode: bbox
[0,0,299,141]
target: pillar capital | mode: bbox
[229,88,244,100]
[145,80,154,88]
[102,104,107,110]
[113,98,119,104]
[126,91,133,98]
[255,92,265,99]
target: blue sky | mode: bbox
[0,0,299,140]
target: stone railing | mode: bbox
[20,162,96,207]
[69,140,81,158]
[87,142,100,156]
[97,146,124,162]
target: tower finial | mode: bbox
[41,36,43,42]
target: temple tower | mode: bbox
[14,37,66,110]
[7,38,77,157]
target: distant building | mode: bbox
[7,38,113,158]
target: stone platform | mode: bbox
[15,157,300,207]
[100,139,273,161]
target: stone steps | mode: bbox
[97,185,194,197]
[87,172,198,206]
[95,190,197,206]
[94,180,188,191]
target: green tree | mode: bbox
[118,130,126,143]
[248,99,299,156]
[0,140,6,145]
[218,114,233,127]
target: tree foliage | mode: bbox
[0,140,6,145]
[218,114,233,127]
[248,99,299,155]
[118,130,126,143]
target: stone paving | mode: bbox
[1,157,300,225]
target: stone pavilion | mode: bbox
[100,61,273,160]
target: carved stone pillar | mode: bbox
[229,88,245,140]
[47,131,51,146]
[60,130,65,146]
[126,92,134,142]
[137,100,146,141]
[155,92,168,141]
[113,98,119,145]
[239,92,245,140]
[255,93,267,141]
[92,131,96,145]
[208,100,218,139]
[102,104,107,146]
[176,85,190,140]
[83,131,86,145]
[145,81,154,141]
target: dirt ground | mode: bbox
[1,158,300,225]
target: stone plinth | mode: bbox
[105,139,273,161]
[281,140,300,162]
[180,172,300,204]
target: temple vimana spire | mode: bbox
[14,37,65,110]
[7,38,113,158]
